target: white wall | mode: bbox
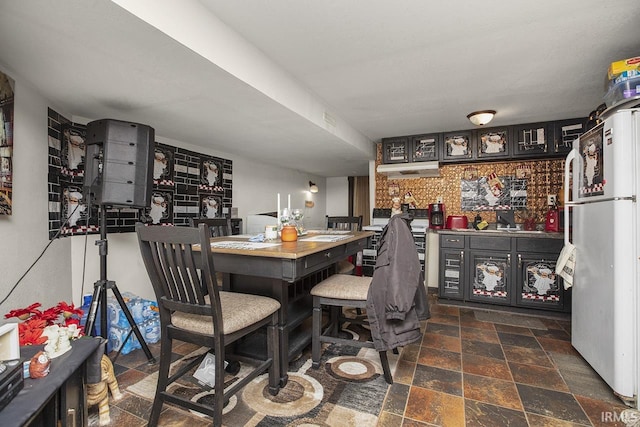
[0,66,340,311]
[70,137,328,304]
[326,177,349,216]
[0,66,74,313]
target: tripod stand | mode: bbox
[84,205,156,364]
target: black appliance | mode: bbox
[429,203,445,229]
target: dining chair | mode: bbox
[311,214,426,386]
[189,217,233,237]
[310,274,393,384]
[189,217,232,286]
[326,215,363,274]
[136,223,281,427]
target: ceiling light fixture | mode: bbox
[309,181,319,193]
[467,110,496,126]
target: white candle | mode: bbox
[288,194,291,211]
[277,193,281,219]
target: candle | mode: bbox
[288,194,291,211]
[277,193,281,220]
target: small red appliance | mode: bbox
[545,206,559,232]
[446,215,468,230]
[429,203,445,229]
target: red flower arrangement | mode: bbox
[4,302,84,346]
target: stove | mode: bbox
[362,208,429,276]
[364,208,430,232]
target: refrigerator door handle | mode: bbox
[563,149,578,246]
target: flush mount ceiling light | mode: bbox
[467,110,496,126]
[309,181,319,193]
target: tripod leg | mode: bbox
[110,284,157,364]
[84,282,104,339]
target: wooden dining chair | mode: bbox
[189,217,232,286]
[189,217,233,237]
[136,223,281,426]
[310,274,393,384]
[326,215,363,274]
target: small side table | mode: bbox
[0,336,102,427]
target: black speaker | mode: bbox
[83,119,155,208]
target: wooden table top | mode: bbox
[196,230,373,259]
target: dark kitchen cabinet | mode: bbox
[410,133,440,162]
[553,117,588,155]
[514,237,566,311]
[441,130,474,162]
[438,234,465,300]
[438,232,569,312]
[381,136,410,164]
[475,127,511,159]
[511,122,551,158]
[467,235,512,306]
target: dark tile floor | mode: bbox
[377,303,633,427]
[90,301,633,426]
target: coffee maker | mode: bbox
[429,203,445,229]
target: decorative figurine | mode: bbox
[87,355,123,426]
[42,324,80,359]
[29,351,51,379]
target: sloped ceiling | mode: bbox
[1,0,639,176]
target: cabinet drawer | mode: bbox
[440,234,464,248]
[516,238,563,253]
[304,248,344,269]
[469,236,511,250]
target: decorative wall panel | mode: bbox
[374,143,564,225]
[47,109,233,239]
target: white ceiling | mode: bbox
[1,1,639,177]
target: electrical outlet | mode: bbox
[436,195,443,204]
[547,195,557,206]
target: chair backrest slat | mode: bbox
[189,217,233,237]
[137,223,223,326]
[326,215,363,231]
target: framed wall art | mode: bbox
[0,69,15,215]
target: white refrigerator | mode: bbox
[564,107,639,405]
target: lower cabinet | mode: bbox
[438,232,569,312]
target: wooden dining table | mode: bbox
[202,230,373,385]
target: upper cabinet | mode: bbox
[410,133,440,162]
[441,130,474,163]
[380,116,588,165]
[381,136,410,163]
[553,117,588,155]
[475,127,510,160]
[511,122,551,158]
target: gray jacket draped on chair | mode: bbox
[366,213,430,351]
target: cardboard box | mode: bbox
[608,56,640,80]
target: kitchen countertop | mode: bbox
[436,228,564,239]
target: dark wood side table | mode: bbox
[0,336,102,427]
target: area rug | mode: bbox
[127,312,398,426]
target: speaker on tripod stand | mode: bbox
[82,118,156,363]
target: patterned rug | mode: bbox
[127,312,398,426]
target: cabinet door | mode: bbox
[410,133,440,162]
[382,137,410,164]
[439,248,465,300]
[468,250,512,305]
[553,117,587,155]
[511,122,550,158]
[441,131,474,162]
[515,253,565,311]
[475,127,510,160]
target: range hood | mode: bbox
[376,161,440,179]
